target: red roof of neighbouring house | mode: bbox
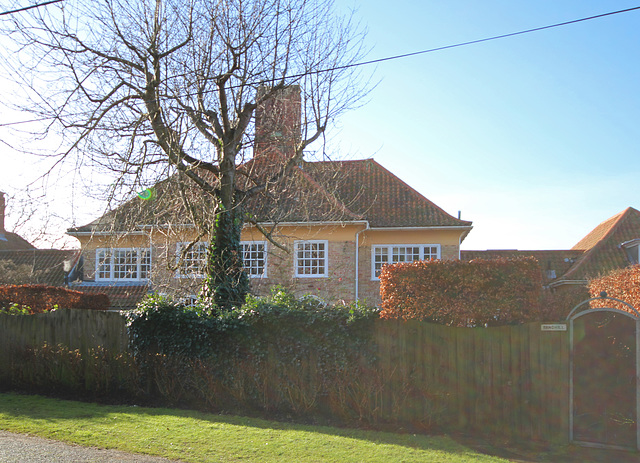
[0,249,80,286]
[463,207,640,287]
[0,231,36,251]
[560,207,640,282]
[71,283,149,310]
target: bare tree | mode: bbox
[2,0,369,309]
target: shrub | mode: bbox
[0,284,110,313]
[379,258,542,326]
[126,295,225,358]
[588,265,640,315]
[126,287,381,418]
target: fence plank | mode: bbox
[1,311,571,443]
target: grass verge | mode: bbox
[0,392,509,462]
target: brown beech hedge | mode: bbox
[589,265,640,315]
[379,257,543,326]
[0,284,110,313]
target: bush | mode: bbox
[588,265,640,315]
[0,284,110,313]
[126,287,381,418]
[126,295,227,358]
[379,258,543,326]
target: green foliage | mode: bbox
[124,287,382,418]
[379,258,543,326]
[0,303,32,315]
[127,295,230,358]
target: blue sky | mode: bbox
[330,0,640,250]
[1,1,640,250]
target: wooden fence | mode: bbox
[0,309,128,383]
[374,320,569,442]
[0,310,570,442]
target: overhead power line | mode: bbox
[0,0,64,17]
[294,5,640,77]
[1,3,639,126]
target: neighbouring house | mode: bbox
[66,88,473,307]
[462,207,640,290]
[0,192,81,287]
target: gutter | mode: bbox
[548,279,589,289]
[354,222,370,302]
[66,230,147,237]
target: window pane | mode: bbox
[178,242,207,276]
[296,242,326,276]
[373,246,388,278]
[114,249,137,279]
[97,250,111,279]
[242,242,266,277]
[140,249,151,279]
[423,246,438,260]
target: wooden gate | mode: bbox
[568,295,640,450]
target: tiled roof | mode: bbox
[0,249,80,286]
[69,158,471,233]
[460,249,584,283]
[561,207,640,282]
[0,231,36,251]
[71,283,150,310]
[304,160,472,228]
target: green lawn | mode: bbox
[0,392,510,462]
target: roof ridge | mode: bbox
[563,207,636,280]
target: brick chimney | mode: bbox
[254,85,301,160]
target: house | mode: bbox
[66,88,473,307]
[0,192,81,287]
[461,207,640,290]
[0,192,36,252]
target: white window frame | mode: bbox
[175,241,208,278]
[95,248,151,281]
[371,244,441,280]
[294,240,329,278]
[241,241,268,278]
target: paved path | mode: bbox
[0,431,183,463]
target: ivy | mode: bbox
[201,203,249,312]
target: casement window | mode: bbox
[371,244,440,279]
[176,241,267,278]
[241,241,267,278]
[176,242,208,278]
[294,240,328,278]
[96,248,151,281]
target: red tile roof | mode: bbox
[561,207,640,282]
[71,283,149,310]
[0,231,36,251]
[305,160,472,228]
[466,208,640,286]
[0,249,80,286]
[69,159,472,233]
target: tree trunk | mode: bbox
[201,200,249,311]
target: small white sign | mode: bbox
[541,323,567,332]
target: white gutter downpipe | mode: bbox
[354,222,370,302]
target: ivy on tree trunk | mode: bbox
[202,204,249,312]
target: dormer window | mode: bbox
[620,239,640,265]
